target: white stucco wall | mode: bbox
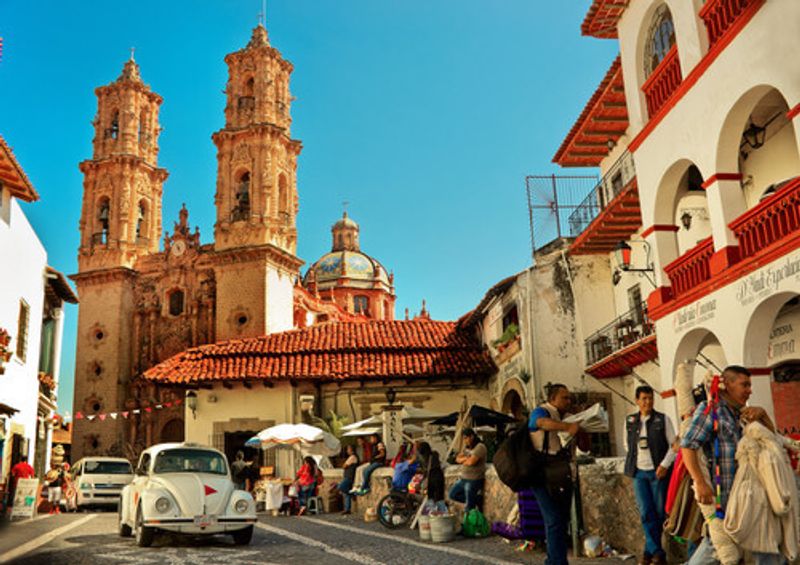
[266,264,295,334]
[0,195,47,481]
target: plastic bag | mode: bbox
[461,508,491,538]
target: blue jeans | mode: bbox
[338,478,354,512]
[688,536,785,565]
[448,478,483,511]
[361,462,382,492]
[633,469,668,558]
[298,484,315,507]
[532,485,570,565]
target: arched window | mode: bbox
[97,198,110,244]
[644,5,676,76]
[168,289,185,316]
[233,171,251,221]
[138,109,149,146]
[136,201,147,239]
[354,295,369,315]
[278,174,289,217]
[238,77,256,110]
[108,111,120,140]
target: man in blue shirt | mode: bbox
[528,383,581,565]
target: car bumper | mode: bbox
[143,517,257,533]
[78,492,123,505]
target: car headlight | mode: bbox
[234,499,249,514]
[80,483,92,490]
[155,497,171,513]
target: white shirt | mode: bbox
[623,412,677,471]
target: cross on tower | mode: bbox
[342,200,350,215]
[129,47,135,61]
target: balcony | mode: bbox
[569,150,641,255]
[642,46,682,118]
[700,0,765,48]
[585,306,658,378]
[664,236,713,297]
[650,176,800,320]
[730,177,800,262]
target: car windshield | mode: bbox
[83,460,133,474]
[152,449,228,475]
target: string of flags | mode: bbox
[72,398,184,422]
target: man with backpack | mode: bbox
[528,383,580,565]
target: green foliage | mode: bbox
[492,323,519,347]
[326,410,350,439]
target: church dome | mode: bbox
[307,250,390,287]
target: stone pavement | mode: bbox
[0,510,631,564]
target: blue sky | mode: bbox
[0,1,617,415]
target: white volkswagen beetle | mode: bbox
[119,442,257,547]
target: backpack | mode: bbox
[462,508,491,538]
[493,424,545,492]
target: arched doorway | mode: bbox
[160,418,184,443]
[502,389,524,421]
[673,327,728,388]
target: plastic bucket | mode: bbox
[418,515,431,541]
[429,514,456,543]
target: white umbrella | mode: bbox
[246,423,341,456]
[341,407,446,432]
[343,427,383,437]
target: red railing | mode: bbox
[664,237,714,297]
[642,46,683,118]
[700,0,761,47]
[730,177,800,261]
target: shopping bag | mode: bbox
[462,508,491,538]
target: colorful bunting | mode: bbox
[70,401,182,423]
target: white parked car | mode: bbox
[118,443,257,547]
[67,457,134,510]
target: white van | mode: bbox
[68,457,134,510]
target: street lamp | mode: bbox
[613,240,656,287]
[186,391,198,419]
[680,211,693,231]
[742,120,766,150]
[385,387,396,405]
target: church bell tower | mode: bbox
[211,24,304,341]
[71,56,167,460]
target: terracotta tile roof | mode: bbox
[143,320,495,385]
[457,273,519,330]
[0,135,39,202]
[553,56,628,167]
[582,0,629,39]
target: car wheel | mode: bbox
[135,506,155,547]
[118,504,132,537]
[231,525,253,546]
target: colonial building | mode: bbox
[0,134,77,486]
[543,0,800,432]
[71,24,401,460]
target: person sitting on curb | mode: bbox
[355,434,386,495]
[448,428,487,511]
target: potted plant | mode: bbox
[0,328,12,375]
[492,323,520,352]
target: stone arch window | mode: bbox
[96,197,111,244]
[354,295,369,315]
[108,110,120,140]
[136,200,147,240]
[238,77,256,110]
[278,174,289,218]
[232,171,251,221]
[168,289,185,316]
[138,108,150,146]
[644,4,676,77]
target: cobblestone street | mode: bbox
[0,511,623,565]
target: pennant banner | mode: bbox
[71,399,182,423]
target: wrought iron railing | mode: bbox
[584,304,654,366]
[567,150,636,237]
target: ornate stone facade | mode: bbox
[71,24,397,461]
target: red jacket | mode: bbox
[296,463,317,487]
[11,461,35,483]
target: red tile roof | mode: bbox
[553,56,628,167]
[582,0,629,39]
[0,135,39,202]
[143,320,495,385]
